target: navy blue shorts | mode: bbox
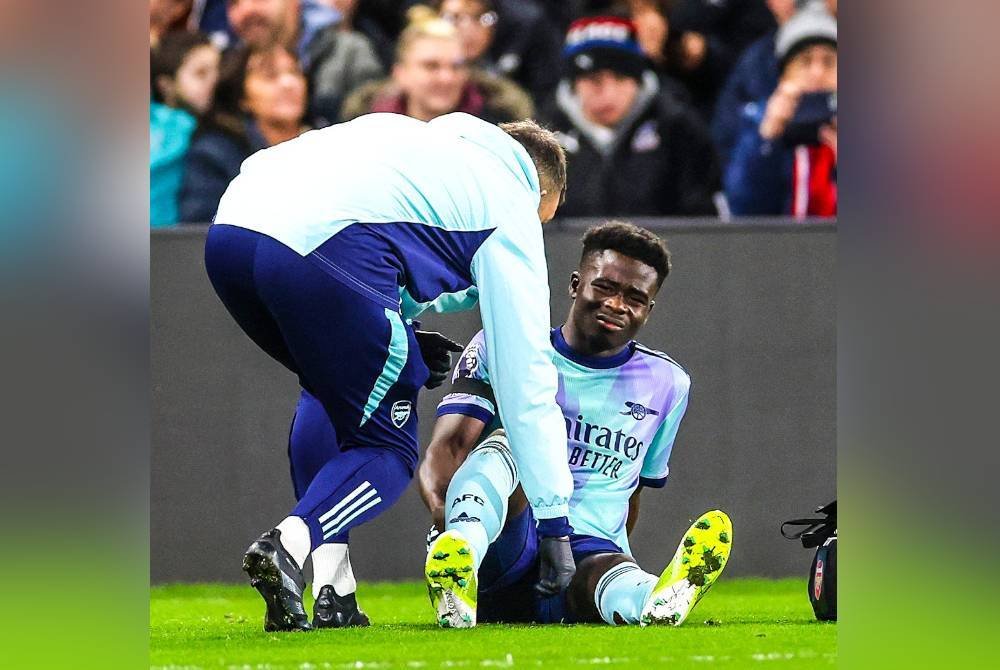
[477,507,624,624]
[204,224,429,471]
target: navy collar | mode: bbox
[551,326,635,369]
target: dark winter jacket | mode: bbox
[664,0,776,121]
[545,72,721,217]
[178,120,268,224]
[302,24,384,127]
[485,0,564,109]
[711,30,779,168]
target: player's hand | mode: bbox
[414,330,464,389]
[536,536,576,597]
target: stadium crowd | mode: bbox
[151,0,837,227]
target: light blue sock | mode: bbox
[594,562,659,625]
[443,432,518,570]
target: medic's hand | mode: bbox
[536,536,577,597]
[414,330,464,389]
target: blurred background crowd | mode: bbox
[150,0,837,227]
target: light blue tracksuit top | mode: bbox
[214,112,572,520]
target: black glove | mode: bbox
[414,330,464,389]
[535,536,576,597]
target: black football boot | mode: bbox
[242,529,313,632]
[312,585,371,628]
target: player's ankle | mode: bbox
[275,516,311,569]
[310,543,355,599]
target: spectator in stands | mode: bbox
[662,0,776,122]
[435,0,562,109]
[179,45,308,222]
[723,1,836,217]
[713,0,836,169]
[226,0,383,126]
[150,0,194,46]
[539,0,589,33]
[546,15,720,217]
[341,6,533,123]
[151,31,221,227]
[629,0,668,67]
[326,0,401,71]
[711,0,796,169]
[191,0,238,49]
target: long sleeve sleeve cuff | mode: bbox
[535,515,572,538]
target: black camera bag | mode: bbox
[782,500,837,621]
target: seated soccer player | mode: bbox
[417,221,732,627]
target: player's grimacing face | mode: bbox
[569,250,659,350]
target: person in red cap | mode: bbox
[544,15,721,218]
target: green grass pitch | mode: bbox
[151,578,835,669]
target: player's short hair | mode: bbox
[581,221,672,288]
[499,119,567,203]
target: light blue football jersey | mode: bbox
[438,327,691,555]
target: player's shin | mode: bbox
[442,431,518,568]
[427,431,517,628]
[293,448,411,550]
[594,562,659,626]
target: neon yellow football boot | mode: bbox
[640,509,733,627]
[426,530,478,628]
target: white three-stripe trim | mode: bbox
[322,495,383,539]
[321,487,379,532]
[794,145,810,219]
[319,481,372,524]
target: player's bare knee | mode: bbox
[567,553,634,623]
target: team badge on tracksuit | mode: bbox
[391,401,412,428]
